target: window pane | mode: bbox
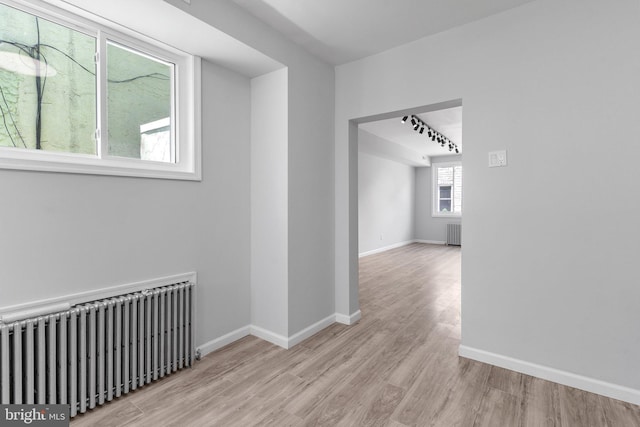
[107,42,173,162]
[439,200,451,212]
[439,185,452,199]
[437,166,453,185]
[0,3,96,154]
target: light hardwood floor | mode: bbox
[72,243,640,426]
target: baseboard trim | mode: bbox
[336,310,362,325]
[198,311,363,355]
[414,239,446,245]
[359,241,414,258]
[359,240,448,257]
[459,345,640,406]
[250,325,289,349]
[197,325,250,357]
[288,314,336,348]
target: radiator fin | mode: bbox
[0,282,195,417]
[447,223,462,246]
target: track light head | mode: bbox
[455,148,459,154]
[419,126,424,134]
[401,116,408,123]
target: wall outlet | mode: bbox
[488,150,507,167]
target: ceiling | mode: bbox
[360,107,463,161]
[229,1,533,160]
[232,0,537,65]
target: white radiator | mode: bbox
[0,282,195,417]
[447,223,462,246]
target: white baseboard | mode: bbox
[359,240,448,257]
[287,314,336,348]
[414,239,446,245]
[197,325,250,357]
[459,345,640,406]
[359,241,414,258]
[250,325,289,349]
[336,310,362,325]
[198,311,363,355]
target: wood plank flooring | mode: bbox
[71,243,640,426]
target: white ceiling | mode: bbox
[232,0,537,65]
[360,107,463,160]
[228,1,535,163]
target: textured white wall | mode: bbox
[336,0,640,394]
[358,150,415,254]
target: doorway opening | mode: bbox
[352,98,463,334]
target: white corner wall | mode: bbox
[163,0,336,340]
[358,150,415,255]
[336,0,640,404]
[251,68,289,337]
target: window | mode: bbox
[0,0,200,179]
[433,162,462,217]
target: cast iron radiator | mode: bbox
[447,223,462,246]
[0,281,195,417]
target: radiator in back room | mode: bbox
[0,281,195,417]
[447,223,462,246]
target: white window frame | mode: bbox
[0,0,201,180]
[432,161,462,218]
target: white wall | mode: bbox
[415,156,462,243]
[154,0,336,337]
[336,0,640,401]
[251,68,288,337]
[358,150,415,255]
[0,59,252,348]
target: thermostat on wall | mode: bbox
[488,150,507,167]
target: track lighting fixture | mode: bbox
[400,114,460,154]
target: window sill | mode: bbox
[432,213,462,219]
[0,152,201,181]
